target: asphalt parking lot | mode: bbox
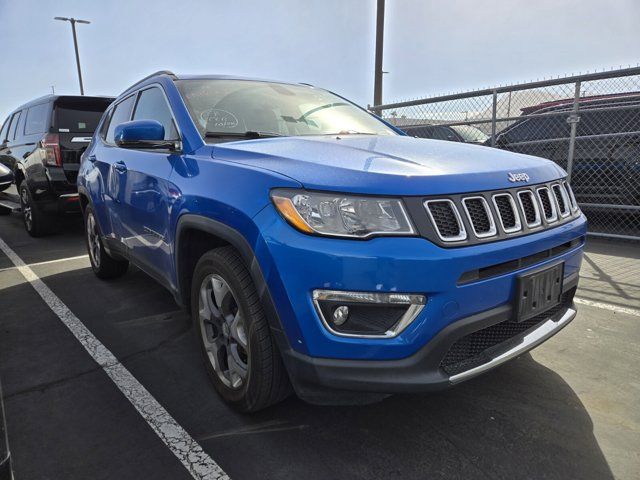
[0,186,639,480]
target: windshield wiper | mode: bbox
[204,131,285,139]
[298,102,350,121]
[325,131,377,136]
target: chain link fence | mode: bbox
[372,67,640,241]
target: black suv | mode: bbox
[493,94,640,207]
[0,95,113,236]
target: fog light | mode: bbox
[332,306,350,325]
[313,289,426,338]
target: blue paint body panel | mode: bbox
[78,72,586,368]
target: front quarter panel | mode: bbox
[167,149,302,288]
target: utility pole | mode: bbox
[373,0,385,113]
[54,17,91,95]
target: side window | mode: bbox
[24,103,49,135]
[405,126,435,138]
[505,115,570,143]
[0,117,11,143]
[8,111,22,141]
[578,108,640,136]
[99,108,114,140]
[106,95,136,143]
[417,126,436,138]
[132,87,179,140]
[434,126,458,141]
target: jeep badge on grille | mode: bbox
[508,172,530,183]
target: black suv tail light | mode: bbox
[41,133,62,167]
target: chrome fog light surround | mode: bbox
[312,289,426,338]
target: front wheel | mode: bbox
[192,246,291,412]
[84,205,128,279]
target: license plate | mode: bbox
[515,262,564,322]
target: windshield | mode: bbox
[450,125,489,143]
[176,79,397,139]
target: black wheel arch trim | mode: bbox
[77,185,90,211]
[175,214,293,354]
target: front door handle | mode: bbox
[113,161,127,173]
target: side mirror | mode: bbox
[114,120,179,151]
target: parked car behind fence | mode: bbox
[402,124,489,144]
[494,93,640,208]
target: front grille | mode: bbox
[440,289,575,376]
[537,187,556,221]
[552,184,569,217]
[563,182,578,211]
[494,196,515,228]
[426,200,465,241]
[517,190,539,226]
[416,179,581,247]
[463,197,494,237]
[493,193,520,232]
[552,185,566,212]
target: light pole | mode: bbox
[373,0,385,113]
[54,17,91,95]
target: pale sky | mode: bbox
[1,0,639,122]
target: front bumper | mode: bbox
[254,204,586,357]
[283,279,577,396]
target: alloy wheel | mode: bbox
[198,274,249,389]
[20,187,32,231]
[86,213,101,268]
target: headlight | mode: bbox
[271,189,416,238]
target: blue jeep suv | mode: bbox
[78,71,586,411]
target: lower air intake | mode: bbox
[440,289,575,376]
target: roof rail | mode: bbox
[122,70,177,95]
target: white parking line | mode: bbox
[0,236,229,480]
[574,297,640,317]
[0,254,89,273]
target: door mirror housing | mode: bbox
[114,120,180,151]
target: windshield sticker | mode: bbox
[207,109,239,129]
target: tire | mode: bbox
[191,246,291,412]
[84,205,129,279]
[19,181,53,237]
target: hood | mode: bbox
[211,135,566,195]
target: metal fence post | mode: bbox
[566,80,581,181]
[490,89,498,146]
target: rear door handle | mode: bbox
[113,161,127,173]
